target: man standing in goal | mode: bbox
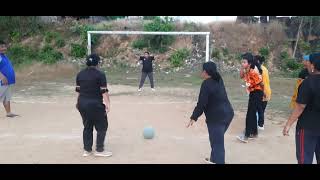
[137,51,155,92]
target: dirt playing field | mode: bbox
[1,75,310,164]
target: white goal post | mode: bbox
[87,31,211,62]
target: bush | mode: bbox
[10,31,22,43]
[103,16,127,20]
[7,44,63,65]
[222,48,229,56]
[143,16,158,20]
[158,47,168,53]
[299,40,320,55]
[90,34,101,46]
[44,31,59,43]
[71,43,86,58]
[291,69,302,78]
[259,46,270,59]
[0,16,42,41]
[39,45,63,64]
[280,51,290,60]
[169,48,190,68]
[43,31,65,48]
[55,37,66,48]
[183,22,198,31]
[132,39,148,49]
[106,48,120,58]
[7,44,38,65]
[71,23,98,45]
[132,16,175,52]
[299,40,312,55]
[282,58,303,70]
[236,53,243,61]
[148,35,175,52]
[280,50,303,71]
[211,48,221,59]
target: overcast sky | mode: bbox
[169,16,293,23]
[171,16,237,23]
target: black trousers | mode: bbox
[139,71,154,88]
[317,140,320,164]
[245,90,263,137]
[296,127,320,164]
[257,101,268,127]
[206,112,233,164]
[78,98,108,152]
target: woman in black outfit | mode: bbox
[283,52,320,164]
[187,61,234,164]
[76,54,112,157]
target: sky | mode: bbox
[168,16,293,23]
[171,16,237,23]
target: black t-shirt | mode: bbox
[191,78,234,123]
[296,74,320,132]
[139,56,154,72]
[76,67,107,101]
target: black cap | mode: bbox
[86,54,100,66]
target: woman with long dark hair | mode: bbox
[254,55,271,130]
[187,61,234,164]
[237,53,264,143]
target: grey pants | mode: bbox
[139,72,154,88]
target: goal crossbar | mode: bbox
[87,31,211,62]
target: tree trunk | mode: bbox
[293,17,304,58]
[308,17,313,40]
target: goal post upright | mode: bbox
[87,32,92,55]
[205,34,210,62]
[87,31,211,62]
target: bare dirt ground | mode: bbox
[0,80,302,164]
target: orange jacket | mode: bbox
[243,68,263,93]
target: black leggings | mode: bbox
[245,90,263,137]
[257,101,268,127]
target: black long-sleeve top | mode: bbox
[191,78,234,123]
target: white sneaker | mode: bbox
[204,158,215,164]
[236,135,248,143]
[94,151,112,157]
[138,88,142,92]
[83,151,92,157]
[258,126,264,131]
[151,88,155,91]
